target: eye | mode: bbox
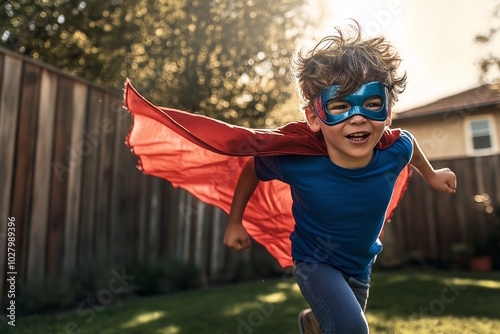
[326,101,351,114]
[363,97,383,111]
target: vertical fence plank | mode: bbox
[181,191,192,262]
[0,55,23,301]
[27,69,58,285]
[493,155,500,204]
[162,183,180,259]
[121,111,141,264]
[472,158,488,238]
[127,159,143,263]
[77,87,104,266]
[149,177,162,263]
[199,205,213,282]
[10,62,42,286]
[94,94,116,265]
[455,158,477,240]
[0,52,3,303]
[137,175,151,262]
[210,207,226,281]
[46,76,74,278]
[450,158,468,241]
[109,93,126,265]
[62,82,88,275]
[0,56,22,219]
[193,201,206,267]
[188,198,198,263]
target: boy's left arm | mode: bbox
[410,138,457,194]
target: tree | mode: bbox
[475,2,500,85]
[1,0,145,86]
[1,0,311,127]
[128,0,309,127]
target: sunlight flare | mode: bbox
[122,311,166,328]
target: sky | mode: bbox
[302,0,500,112]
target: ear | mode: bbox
[305,107,322,132]
[385,106,392,127]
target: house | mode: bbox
[392,84,500,160]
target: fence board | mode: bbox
[27,69,58,285]
[472,158,489,237]
[0,55,23,301]
[449,159,468,240]
[10,62,42,286]
[126,161,142,262]
[137,175,151,262]
[0,53,2,302]
[46,76,74,278]
[94,94,115,264]
[162,182,181,259]
[182,191,192,262]
[194,201,207,265]
[77,87,103,266]
[493,155,500,202]
[210,208,225,280]
[62,82,88,275]
[148,177,162,263]
[109,94,126,265]
[122,107,140,263]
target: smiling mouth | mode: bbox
[346,132,370,141]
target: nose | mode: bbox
[349,114,367,124]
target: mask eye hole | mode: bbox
[363,96,383,111]
[326,100,351,115]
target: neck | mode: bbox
[327,148,374,169]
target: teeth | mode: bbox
[347,132,369,141]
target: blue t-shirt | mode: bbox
[254,130,414,280]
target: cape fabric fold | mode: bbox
[123,79,411,268]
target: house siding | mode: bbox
[393,106,500,160]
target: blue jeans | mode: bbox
[294,260,370,334]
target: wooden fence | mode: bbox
[0,47,268,306]
[381,155,500,266]
[0,46,499,306]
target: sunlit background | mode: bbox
[305,0,500,111]
[2,0,498,125]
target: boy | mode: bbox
[224,22,457,333]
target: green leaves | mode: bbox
[1,0,310,127]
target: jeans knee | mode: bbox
[345,314,369,334]
[350,319,369,334]
[321,312,368,334]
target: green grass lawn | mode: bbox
[2,270,500,334]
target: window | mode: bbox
[471,120,492,149]
[465,116,498,155]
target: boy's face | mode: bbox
[307,82,391,169]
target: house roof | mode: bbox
[395,83,500,120]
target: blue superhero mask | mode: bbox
[313,81,390,126]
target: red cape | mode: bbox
[124,79,411,268]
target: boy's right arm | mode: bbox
[224,157,260,251]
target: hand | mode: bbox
[427,168,457,194]
[224,222,251,251]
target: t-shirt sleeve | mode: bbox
[254,156,283,181]
[399,129,414,163]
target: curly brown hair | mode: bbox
[291,20,407,113]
